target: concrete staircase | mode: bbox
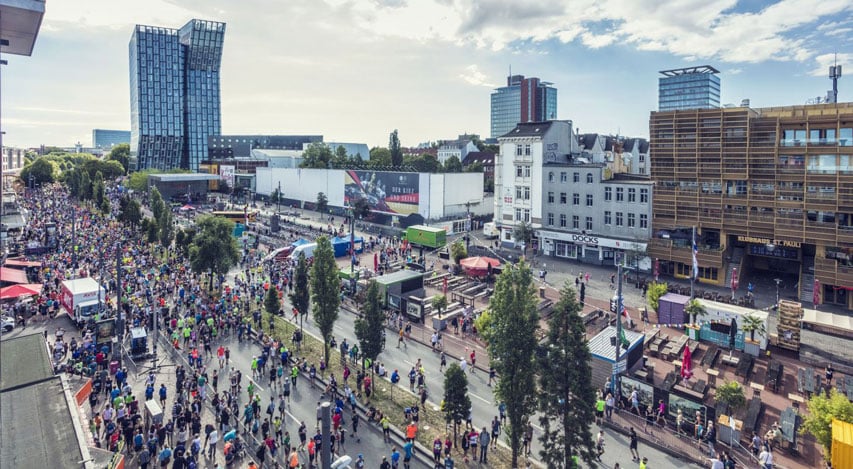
[725,246,746,286]
[800,256,815,304]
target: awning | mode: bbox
[3,259,41,268]
[802,308,853,332]
[0,267,29,284]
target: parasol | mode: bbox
[0,283,43,300]
[729,317,737,350]
[179,204,195,211]
[681,342,693,380]
[458,256,501,276]
[374,252,378,272]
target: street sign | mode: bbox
[612,360,627,374]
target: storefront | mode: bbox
[539,230,649,269]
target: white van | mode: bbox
[289,242,318,261]
[483,222,499,239]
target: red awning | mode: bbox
[3,259,41,268]
[0,267,29,284]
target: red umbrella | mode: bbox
[681,342,693,380]
[374,252,378,272]
[443,277,448,295]
[0,283,43,300]
[459,256,501,276]
[179,204,195,211]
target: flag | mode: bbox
[691,228,699,280]
[618,326,630,349]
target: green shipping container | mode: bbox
[405,225,447,249]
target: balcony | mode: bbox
[814,256,853,289]
[647,238,725,268]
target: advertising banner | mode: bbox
[219,165,236,189]
[344,170,419,215]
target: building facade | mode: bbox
[129,19,225,171]
[1,147,25,172]
[207,135,322,159]
[92,129,131,149]
[490,75,558,138]
[437,137,478,165]
[648,102,853,310]
[658,66,720,111]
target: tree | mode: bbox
[333,145,350,167]
[404,154,440,173]
[684,298,707,325]
[450,240,467,264]
[802,389,853,459]
[513,221,534,257]
[316,192,328,215]
[310,236,340,367]
[351,197,371,220]
[484,261,540,467]
[443,363,472,445]
[368,147,392,167]
[431,294,448,318]
[188,215,241,290]
[21,157,59,185]
[265,285,282,318]
[715,381,746,414]
[150,187,166,223]
[300,143,335,169]
[742,313,766,341]
[106,143,131,174]
[271,188,282,205]
[354,281,384,372]
[158,208,174,246]
[646,282,669,312]
[174,228,195,256]
[92,174,106,208]
[442,155,463,173]
[389,129,403,167]
[99,195,111,214]
[145,217,159,243]
[538,282,597,467]
[288,252,311,335]
[464,161,484,173]
[118,196,142,227]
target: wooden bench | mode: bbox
[721,354,740,367]
[673,383,704,400]
[737,354,755,380]
[742,396,763,434]
[688,340,700,355]
[701,345,720,368]
[634,369,649,380]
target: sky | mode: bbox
[3,0,852,149]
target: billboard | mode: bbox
[344,170,419,215]
[220,165,236,189]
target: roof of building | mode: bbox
[588,326,645,362]
[148,173,220,182]
[579,133,599,150]
[659,65,720,77]
[0,0,46,56]
[0,333,53,391]
[500,121,555,139]
[462,151,495,167]
[603,136,618,152]
[605,173,653,184]
[375,269,425,285]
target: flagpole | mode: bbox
[612,253,624,398]
[691,226,696,299]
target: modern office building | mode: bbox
[648,102,853,311]
[490,75,557,138]
[495,121,653,266]
[129,19,226,171]
[92,129,131,149]
[658,65,720,111]
[207,135,321,159]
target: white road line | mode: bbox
[469,392,492,404]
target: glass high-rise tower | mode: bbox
[490,75,557,138]
[658,65,720,111]
[130,19,225,171]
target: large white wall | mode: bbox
[256,168,346,207]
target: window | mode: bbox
[615,212,623,226]
[560,214,567,227]
[523,187,530,200]
[616,187,624,201]
[560,172,568,182]
[524,144,531,156]
[548,192,555,203]
[547,213,554,226]
[628,188,636,202]
[586,173,593,183]
[628,213,636,227]
[516,187,522,199]
[516,145,523,156]
[515,208,522,221]
[523,209,530,222]
[560,192,567,204]
[640,214,648,229]
[586,217,593,230]
[586,194,593,206]
[573,172,580,183]
[573,193,580,205]
[604,211,612,225]
[516,166,523,177]
[523,166,531,177]
[639,154,645,162]
[548,172,554,182]
[841,127,853,146]
[640,188,648,203]
[605,187,612,201]
[572,215,579,229]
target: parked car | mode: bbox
[1,316,15,333]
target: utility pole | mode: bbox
[71,206,77,267]
[320,402,332,469]
[277,181,281,214]
[611,253,624,397]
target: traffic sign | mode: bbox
[612,360,627,374]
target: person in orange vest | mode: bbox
[307,438,316,466]
[288,449,300,468]
[406,421,417,442]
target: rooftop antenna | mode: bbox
[829,53,842,103]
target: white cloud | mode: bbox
[459,65,497,87]
[811,53,851,77]
[728,68,743,75]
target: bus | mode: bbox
[212,210,258,224]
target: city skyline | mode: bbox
[2,0,852,149]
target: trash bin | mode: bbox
[109,360,120,375]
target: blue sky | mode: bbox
[3,0,851,148]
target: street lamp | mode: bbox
[773,278,782,309]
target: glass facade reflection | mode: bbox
[130,20,225,171]
[490,74,558,138]
[658,66,720,111]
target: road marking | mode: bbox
[469,392,491,404]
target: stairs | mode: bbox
[800,256,815,304]
[725,247,746,286]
